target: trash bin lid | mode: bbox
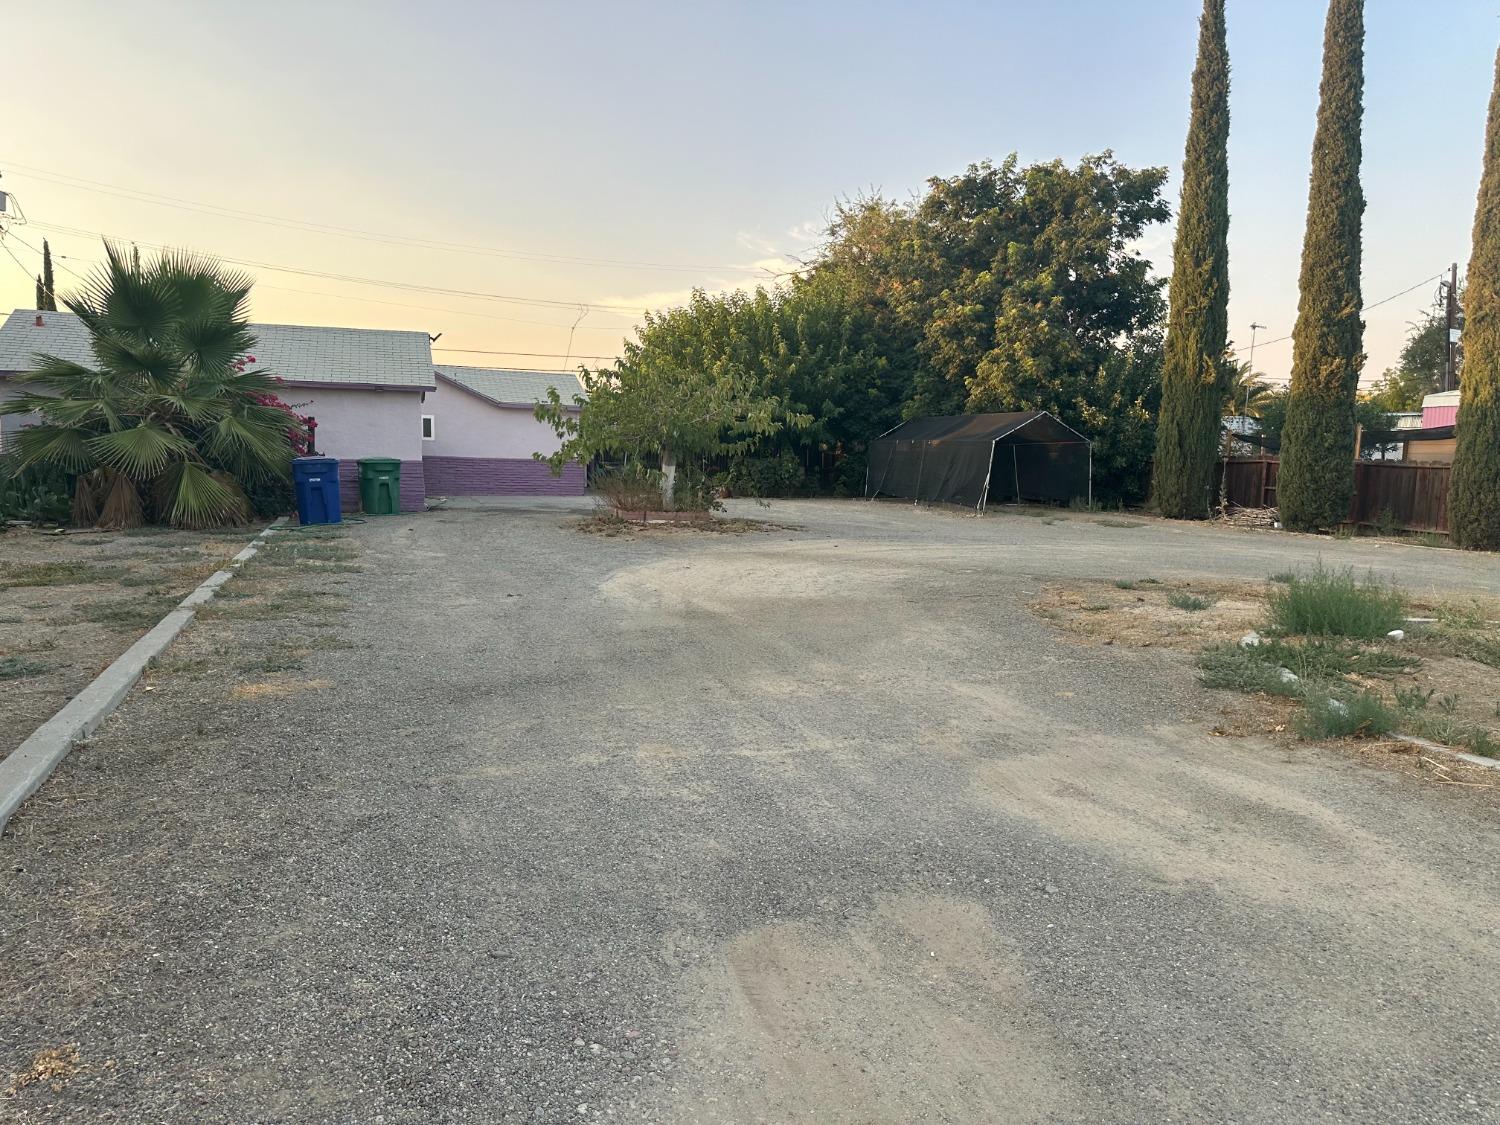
[357,457,402,471]
[293,456,339,475]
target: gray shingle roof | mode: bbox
[0,308,434,389]
[435,364,586,408]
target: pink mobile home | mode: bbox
[422,365,587,496]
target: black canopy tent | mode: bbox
[864,411,1092,511]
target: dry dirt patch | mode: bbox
[661,893,1074,1124]
[0,527,257,758]
[1031,577,1500,792]
[574,511,798,538]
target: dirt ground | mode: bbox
[0,526,264,758]
[1031,574,1500,792]
[3,499,1499,1123]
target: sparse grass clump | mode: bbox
[1265,565,1407,639]
[0,655,50,680]
[1113,579,1137,590]
[1198,643,1304,698]
[1168,591,1214,612]
[1094,518,1141,529]
[1296,692,1396,740]
[73,596,178,630]
[0,561,126,588]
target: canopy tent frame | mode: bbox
[865,411,1092,512]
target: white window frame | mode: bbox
[421,414,436,441]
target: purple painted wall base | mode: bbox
[423,456,586,497]
[334,459,426,513]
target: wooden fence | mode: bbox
[1218,457,1450,533]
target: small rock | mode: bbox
[1044,883,1059,895]
[1240,631,1262,648]
[1386,629,1405,641]
[1327,699,1349,716]
[1277,668,1299,684]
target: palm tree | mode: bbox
[1222,358,1274,419]
[1,243,303,529]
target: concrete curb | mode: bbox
[0,518,287,836]
[1390,733,1500,772]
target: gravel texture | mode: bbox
[3,499,1498,1123]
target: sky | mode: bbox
[1,0,1496,386]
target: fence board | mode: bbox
[1218,457,1449,533]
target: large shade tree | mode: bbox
[1277,0,1366,530]
[1152,0,1231,519]
[1449,46,1500,550]
[1,243,304,529]
[810,154,1171,505]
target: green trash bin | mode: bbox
[358,457,401,515]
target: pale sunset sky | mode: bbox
[1,0,1496,384]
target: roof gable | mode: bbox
[0,308,434,390]
[434,364,586,408]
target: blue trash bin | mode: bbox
[292,456,342,525]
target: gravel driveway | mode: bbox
[3,500,1497,1123]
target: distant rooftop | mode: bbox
[0,308,435,390]
[435,364,586,408]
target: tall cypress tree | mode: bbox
[35,274,45,309]
[1152,0,1231,519]
[1278,0,1365,530]
[39,240,58,311]
[1449,46,1500,550]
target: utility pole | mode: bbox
[1443,262,1459,392]
[1244,322,1265,417]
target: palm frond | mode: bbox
[154,461,249,529]
[87,424,195,478]
[10,425,96,472]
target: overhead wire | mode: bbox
[1,159,782,275]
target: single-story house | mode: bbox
[425,365,586,496]
[0,309,587,509]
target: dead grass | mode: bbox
[575,512,798,537]
[0,561,126,588]
[0,524,270,758]
[5,1043,82,1097]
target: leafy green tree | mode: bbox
[1450,47,1500,550]
[1366,298,1457,412]
[535,288,813,508]
[1153,0,1231,519]
[808,155,1170,504]
[1278,0,1366,530]
[1,243,303,528]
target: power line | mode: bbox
[24,219,653,317]
[2,159,780,275]
[1232,272,1446,358]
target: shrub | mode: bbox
[1168,591,1214,611]
[1296,691,1396,740]
[1197,644,1304,698]
[593,463,667,512]
[722,450,807,498]
[0,461,72,525]
[1266,565,1407,639]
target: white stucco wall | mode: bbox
[424,381,569,460]
[286,387,426,461]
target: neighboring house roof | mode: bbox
[434,364,586,409]
[0,308,434,390]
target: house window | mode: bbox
[422,415,435,440]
